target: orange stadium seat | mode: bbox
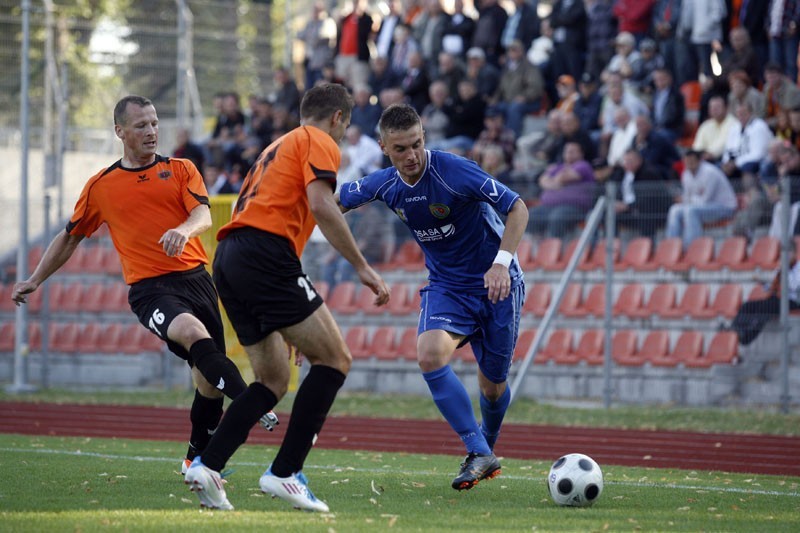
[97,323,124,353]
[101,282,130,313]
[326,281,356,313]
[671,236,714,271]
[390,240,425,271]
[80,245,108,275]
[573,329,604,365]
[102,248,123,276]
[313,281,330,301]
[522,283,552,317]
[696,236,747,271]
[636,237,682,271]
[557,283,583,316]
[137,327,166,353]
[76,323,102,353]
[81,282,107,314]
[369,326,399,360]
[611,329,639,365]
[661,283,710,319]
[695,283,743,319]
[629,283,677,319]
[56,282,84,314]
[613,283,644,317]
[551,239,588,271]
[385,282,412,316]
[27,322,42,351]
[61,246,87,274]
[51,322,80,353]
[637,330,670,364]
[680,81,702,113]
[746,283,771,302]
[352,285,384,315]
[0,283,14,313]
[615,237,652,271]
[705,331,739,365]
[516,238,535,270]
[731,236,780,271]
[579,239,620,271]
[344,326,370,359]
[571,283,606,318]
[394,327,419,362]
[537,329,574,364]
[671,330,705,367]
[0,322,14,352]
[513,329,537,361]
[531,238,562,270]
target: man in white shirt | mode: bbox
[338,125,385,187]
[692,95,738,162]
[721,100,775,178]
[667,150,738,249]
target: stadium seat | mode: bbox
[615,237,652,271]
[61,246,87,274]
[81,282,107,314]
[385,282,412,316]
[27,246,44,272]
[56,282,84,314]
[705,331,739,365]
[513,328,537,361]
[0,283,14,313]
[671,236,714,271]
[551,239,588,271]
[522,283,552,317]
[611,329,640,365]
[27,322,43,351]
[369,326,399,360]
[97,323,124,353]
[117,323,145,355]
[669,330,704,367]
[51,322,80,353]
[326,281,357,314]
[531,238,562,270]
[612,283,644,317]
[0,322,14,352]
[731,236,780,271]
[394,327,419,361]
[564,283,606,318]
[100,282,130,313]
[137,328,166,353]
[314,281,330,301]
[25,285,45,314]
[391,240,425,271]
[629,283,677,319]
[516,238,535,270]
[102,248,123,276]
[353,285,384,315]
[344,326,370,359]
[76,323,102,353]
[696,236,747,271]
[557,283,584,316]
[536,329,574,364]
[636,237,682,271]
[578,239,620,271]
[661,283,710,319]
[695,283,743,319]
[80,245,108,274]
[637,330,670,365]
[573,329,604,365]
[746,283,771,302]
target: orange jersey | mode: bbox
[217,125,340,257]
[67,155,210,284]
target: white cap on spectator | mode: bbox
[466,47,486,60]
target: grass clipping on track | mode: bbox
[1,434,799,532]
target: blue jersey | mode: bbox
[339,150,524,294]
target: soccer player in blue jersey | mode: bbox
[337,103,529,491]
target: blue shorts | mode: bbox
[418,283,525,384]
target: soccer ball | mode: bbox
[547,453,604,507]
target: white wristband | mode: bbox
[493,250,513,268]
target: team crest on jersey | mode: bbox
[158,170,172,180]
[394,208,407,222]
[429,203,450,219]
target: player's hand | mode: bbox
[158,228,190,257]
[484,263,511,304]
[357,265,391,306]
[11,280,38,306]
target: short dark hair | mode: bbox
[114,95,153,125]
[379,103,421,136]
[300,83,353,121]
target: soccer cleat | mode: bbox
[180,458,192,475]
[259,410,279,431]
[451,452,502,491]
[184,457,234,510]
[259,466,330,512]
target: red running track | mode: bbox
[1,401,799,477]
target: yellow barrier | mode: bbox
[203,195,299,390]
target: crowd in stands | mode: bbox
[175,0,800,253]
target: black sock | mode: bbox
[187,389,224,460]
[202,382,278,472]
[189,338,247,399]
[271,365,346,478]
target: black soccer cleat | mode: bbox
[451,452,502,491]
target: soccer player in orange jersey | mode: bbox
[11,95,276,474]
[184,83,390,512]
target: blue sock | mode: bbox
[479,387,510,451]
[423,365,491,455]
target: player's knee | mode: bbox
[417,349,448,373]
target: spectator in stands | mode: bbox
[400,51,431,113]
[596,106,637,179]
[368,56,401,95]
[268,104,297,143]
[633,114,681,178]
[728,257,800,346]
[527,16,555,69]
[375,0,402,59]
[767,145,800,240]
[727,70,766,119]
[528,141,597,238]
[437,79,486,155]
[731,140,787,242]
[247,97,274,148]
[603,32,642,84]
[421,80,452,146]
[272,67,301,120]
[441,0,476,58]
[555,74,580,113]
[614,148,672,237]
[472,0,509,66]
[390,23,420,76]
[413,0,450,65]
[491,39,545,138]
[318,61,346,86]
[173,128,205,178]
[12,95,277,480]
[472,105,517,167]
[788,107,800,150]
[350,85,383,139]
[206,91,245,168]
[692,95,738,162]
[338,125,385,186]
[650,67,686,143]
[652,0,682,78]
[599,72,649,141]
[574,71,603,136]
[762,62,800,131]
[666,150,738,249]
[481,143,513,185]
[722,101,775,179]
[465,46,501,102]
[613,0,656,43]
[676,0,726,82]
[217,162,245,195]
[297,2,333,90]
[767,0,800,85]
[512,109,563,192]
[501,0,540,52]
[433,51,466,98]
[549,0,587,80]
[738,0,771,84]
[335,0,373,88]
[557,111,597,164]
[629,38,665,94]
[721,26,761,86]
[584,0,617,79]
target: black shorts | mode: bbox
[128,265,225,363]
[212,228,324,346]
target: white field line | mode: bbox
[2,447,799,498]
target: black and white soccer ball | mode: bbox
[547,453,604,507]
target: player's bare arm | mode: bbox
[485,198,529,304]
[308,180,390,306]
[159,204,212,257]
[11,230,84,305]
